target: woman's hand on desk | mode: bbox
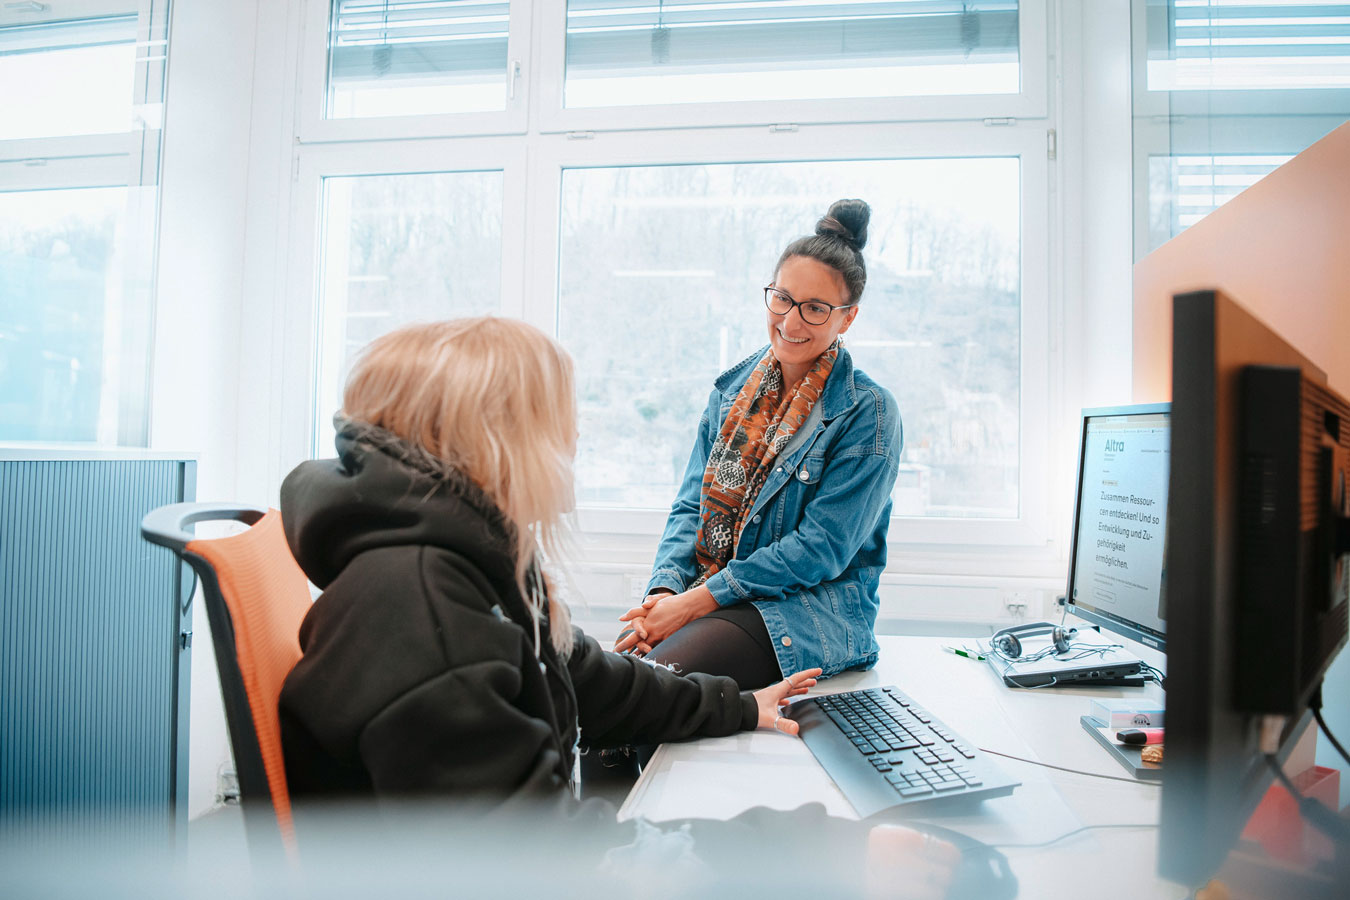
[752,668,823,735]
[614,587,717,652]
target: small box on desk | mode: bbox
[1087,699,1164,729]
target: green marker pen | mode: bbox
[942,645,986,661]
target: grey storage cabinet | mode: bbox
[0,449,196,843]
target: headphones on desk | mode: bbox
[990,622,1077,659]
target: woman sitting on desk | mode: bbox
[616,199,902,689]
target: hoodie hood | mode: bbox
[280,418,519,592]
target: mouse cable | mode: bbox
[1309,684,1350,766]
[990,821,1158,850]
[977,747,1162,786]
[1264,754,1350,845]
[1313,707,1350,766]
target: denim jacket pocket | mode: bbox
[790,455,825,485]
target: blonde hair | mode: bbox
[341,317,576,656]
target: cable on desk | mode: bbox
[1139,662,1166,688]
[978,747,1162,786]
[1314,707,1350,766]
[990,821,1158,850]
[1310,684,1350,766]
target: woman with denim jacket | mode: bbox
[614,200,903,688]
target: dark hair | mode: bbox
[774,198,870,305]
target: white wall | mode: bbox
[151,0,261,819]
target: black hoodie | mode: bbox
[277,421,758,806]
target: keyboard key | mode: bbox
[962,777,983,787]
[884,773,905,785]
[937,751,956,763]
[899,785,933,797]
[932,780,965,792]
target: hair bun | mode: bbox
[815,199,870,251]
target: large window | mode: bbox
[278,0,1051,557]
[558,158,1020,518]
[0,2,170,445]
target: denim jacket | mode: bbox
[646,345,902,678]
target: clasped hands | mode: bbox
[612,586,718,655]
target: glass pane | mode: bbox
[0,16,138,140]
[0,187,127,442]
[558,159,1021,518]
[1131,1,1350,259]
[325,0,511,118]
[313,171,504,454]
[1145,0,1350,91]
[564,0,1020,108]
[1146,154,1290,253]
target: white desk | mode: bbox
[620,635,1186,900]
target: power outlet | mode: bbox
[624,574,650,605]
[1003,591,1030,617]
[215,766,240,806]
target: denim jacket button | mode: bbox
[752,514,761,523]
[781,636,792,647]
[798,469,810,481]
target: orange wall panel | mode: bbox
[1132,122,1350,401]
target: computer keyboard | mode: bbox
[784,685,1020,818]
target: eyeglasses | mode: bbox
[763,286,855,326]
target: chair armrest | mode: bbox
[141,502,268,552]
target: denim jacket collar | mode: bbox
[713,344,858,422]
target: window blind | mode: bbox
[565,1,1020,71]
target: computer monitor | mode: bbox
[1065,403,1171,652]
[1159,289,1350,888]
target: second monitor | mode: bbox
[1065,403,1171,653]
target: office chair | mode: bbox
[141,503,312,857]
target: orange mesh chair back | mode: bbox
[142,503,312,856]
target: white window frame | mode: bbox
[295,0,534,143]
[0,136,134,190]
[277,136,530,468]
[521,120,1052,551]
[533,0,1049,133]
[257,0,1064,581]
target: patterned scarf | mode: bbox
[692,346,837,585]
